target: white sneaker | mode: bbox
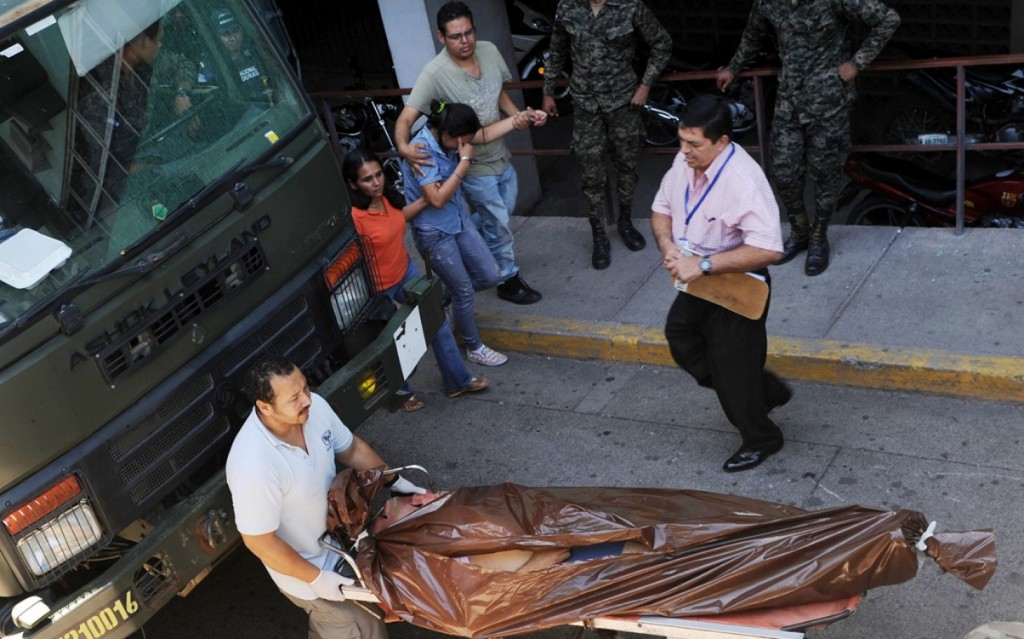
[467,345,508,366]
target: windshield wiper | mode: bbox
[182,155,294,213]
[0,155,298,341]
[77,232,190,287]
[42,232,191,335]
[56,156,293,302]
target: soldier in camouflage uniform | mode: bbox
[718,0,900,276]
[542,0,671,270]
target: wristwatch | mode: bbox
[699,257,713,275]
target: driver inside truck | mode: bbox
[72,18,206,256]
[74,21,196,206]
[197,9,274,107]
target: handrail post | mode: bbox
[754,74,767,160]
[955,65,966,235]
[322,98,342,160]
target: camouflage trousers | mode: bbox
[769,106,852,223]
[572,105,641,223]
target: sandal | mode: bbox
[400,394,424,412]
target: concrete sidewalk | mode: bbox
[474,218,1024,403]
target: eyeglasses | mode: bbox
[444,27,475,42]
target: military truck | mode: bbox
[0,0,442,636]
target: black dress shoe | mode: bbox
[722,441,784,473]
[496,274,542,305]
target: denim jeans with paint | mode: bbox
[412,224,501,352]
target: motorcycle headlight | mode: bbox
[528,18,552,33]
[997,124,1024,142]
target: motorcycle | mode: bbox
[640,55,758,147]
[327,95,405,195]
[885,64,1024,155]
[509,0,571,110]
[843,152,1024,228]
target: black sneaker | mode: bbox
[496,274,542,305]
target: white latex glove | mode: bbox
[310,569,352,601]
[389,476,427,495]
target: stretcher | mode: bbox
[321,468,994,639]
[323,535,861,639]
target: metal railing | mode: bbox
[312,52,1024,234]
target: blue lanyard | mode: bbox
[684,143,736,227]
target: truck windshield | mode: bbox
[0,0,306,326]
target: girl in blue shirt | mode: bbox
[403,100,530,367]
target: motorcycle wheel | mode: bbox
[883,97,954,170]
[642,85,685,146]
[331,102,368,136]
[846,194,922,227]
[642,106,681,146]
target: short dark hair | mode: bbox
[437,1,473,34]
[680,94,733,143]
[243,357,297,405]
[426,99,480,138]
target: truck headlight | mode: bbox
[16,504,103,576]
[3,476,104,578]
[324,240,377,332]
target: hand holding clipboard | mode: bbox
[673,271,769,320]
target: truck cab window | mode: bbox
[0,0,304,327]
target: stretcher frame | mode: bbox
[322,536,862,639]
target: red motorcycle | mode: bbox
[843,153,1024,228]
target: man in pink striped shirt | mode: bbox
[651,95,792,473]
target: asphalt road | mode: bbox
[141,352,1024,639]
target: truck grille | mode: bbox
[105,292,326,506]
[108,373,232,504]
[96,242,267,385]
[219,295,317,378]
[124,416,230,504]
[109,375,215,462]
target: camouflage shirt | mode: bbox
[727,0,900,121]
[545,0,672,112]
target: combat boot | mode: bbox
[590,217,611,270]
[617,212,646,251]
[805,217,831,276]
[775,211,809,265]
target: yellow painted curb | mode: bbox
[477,312,1024,403]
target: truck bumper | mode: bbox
[11,275,442,638]
[14,469,238,639]
[317,273,445,427]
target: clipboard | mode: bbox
[673,272,769,320]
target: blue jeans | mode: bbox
[382,259,476,394]
[412,225,501,352]
[461,164,519,281]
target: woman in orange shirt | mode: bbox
[343,149,488,409]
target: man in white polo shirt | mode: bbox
[226,357,424,639]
